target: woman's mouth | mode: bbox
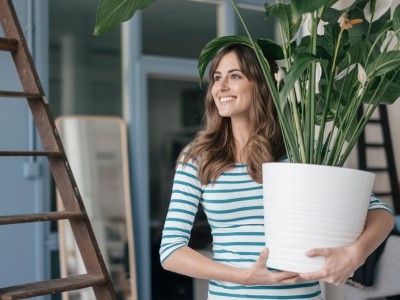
[220,96,236,103]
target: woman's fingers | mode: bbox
[244,248,300,285]
[271,271,301,284]
[300,269,326,281]
[276,274,302,285]
[300,247,358,285]
[305,248,329,257]
[259,248,299,284]
[257,248,269,264]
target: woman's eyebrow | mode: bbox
[213,68,242,74]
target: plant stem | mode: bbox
[278,20,306,162]
[230,0,300,161]
[339,67,400,165]
[328,17,377,165]
[329,77,371,166]
[289,89,307,162]
[316,27,345,164]
[326,26,370,164]
[308,10,318,163]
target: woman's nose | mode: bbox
[219,77,229,90]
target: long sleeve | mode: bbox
[159,156,203,264]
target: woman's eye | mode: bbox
[214,75,221,81]
[231,74,241,79]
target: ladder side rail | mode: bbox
[379,105,400,214]
[27,95,117,300]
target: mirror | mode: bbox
[55,115,137,300]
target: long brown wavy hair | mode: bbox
[182,44,285,184]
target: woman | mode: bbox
[159,44,394,299]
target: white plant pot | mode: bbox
[262,162,375,273]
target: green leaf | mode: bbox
[372,10,390,31]
[257,39,285,61]
[291,0,332,15]
[279,53,319,107]
[393,5,400,39]
[322,23,340,58]
[366,75,400,104]
[265,3,301,42]
[333,74,358,105]
[346,25,381,67]
[369,0,377,19]
[198,36,253,81]
[340,113,359,142]
[314,93,336,124]
[93,0,156,36]
[321,7,342,24]
[366,51,400,77]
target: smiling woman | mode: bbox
[92,0,399,299]
[157,44,305,300]
[211,52,254,121]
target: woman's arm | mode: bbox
[350,208,394,261]
[162,246,300,285]
[161,149,299,286]
[300,209,394,285]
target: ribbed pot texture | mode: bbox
[262,162,375,273]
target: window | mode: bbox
[143,0,217,58]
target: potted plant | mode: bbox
[93,0,400,272]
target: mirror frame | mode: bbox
[55,115,137,300]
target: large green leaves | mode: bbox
[198,36,253,81]
[366,51,400,76]
[366,74,400,104]
[279,53,319,107]
[291,0,333,17]
[393,5,400,38]
[94,0,156,36]
[265,3,301,42]
[257,39,285,61]
[369,82,400,104]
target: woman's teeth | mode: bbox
[220,96,235,102]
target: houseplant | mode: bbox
[94,0,400,272]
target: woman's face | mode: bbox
[211,51,254,121]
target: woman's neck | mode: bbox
[231,118,251,163]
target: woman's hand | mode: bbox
[242,248,300,285]
[299,246,363,285]
[299,210,394,286]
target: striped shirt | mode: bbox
[160,155,392,299]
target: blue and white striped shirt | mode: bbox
[160,155,391,299]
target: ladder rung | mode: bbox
[366,168,388,172]
[0,37,18,52]
[0,274,106,300]
[365,143,386,148]
[0,91,42,98]
[367,119,381,124]
[374,192,393,197]
[0,212,84,225]
[0,151,61,157]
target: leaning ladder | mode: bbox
[358,105,400,215]
[0,0,117,299]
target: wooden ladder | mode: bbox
[358,105,400,215]
[0,0,117,299]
